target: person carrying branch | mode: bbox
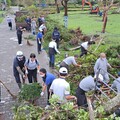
[80,41,95,57]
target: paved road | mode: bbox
[0,7,48,120]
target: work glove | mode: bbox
[25,70,28,74]
[40,92,44,96]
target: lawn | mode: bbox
[0,11,5,23]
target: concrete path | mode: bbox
[0,7,48,120]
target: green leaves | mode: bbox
[18,83,42,102]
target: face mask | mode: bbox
[40,74,45,77]
[102,58,106,61]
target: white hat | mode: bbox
[59,67,68,74]
[16,51,23,56]
[39,28,43,31]
[94,74,103,81]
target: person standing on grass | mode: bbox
[39,22,47,36]
[37,28,43,54]
[6,16,12,30]
[24,53,40,83]
[13,51,26,89]
[39,68,56,108]
[94,53,112,83]
[48,39,60,69]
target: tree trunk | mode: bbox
[104,94,120,114]
[102,13,107,33]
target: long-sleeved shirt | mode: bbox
[79,75,95,92]
[63,56,77,66]
[94,58,110,75]
[111,77,120,93]
[49,41,60,54]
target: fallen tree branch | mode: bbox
[0,80,17,99]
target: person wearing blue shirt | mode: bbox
[25,16,31,31]
[39,68,56,108]
[37,28,43,54]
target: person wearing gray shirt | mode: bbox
[76,74,103,107]
[25,53,40,83]
[111,72,120,93]
[60,55,81,71]
[94,53,112,83]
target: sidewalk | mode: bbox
[0,7,48,120]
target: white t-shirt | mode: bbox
[81,41,88,50]
[50,78,70,102]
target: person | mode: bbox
[50,67,77,103]
[38,15,43,27]
[60,55,81,71]
[16,26,25,46]
[31,18,37,35]
[37,28,43,54]
[94,53,112,83]
[13,51,26,89]
[25,16,31,31]
[39,68,56,108]
[39,22,47,36]
[52,27,60,49]
[6,16,12,30]
[48,39,60,69]
[76,74,103,108]
[80,40,95,57]
[24,53,40,83]
[111,72,120,93]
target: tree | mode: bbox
[102,0,114,33]
[61,0,69,28]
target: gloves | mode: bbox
[40,92,44,96]
[25,70,28,74]
[37,70,40,73]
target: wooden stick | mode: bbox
[0,80,17,99]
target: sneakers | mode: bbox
[19,44,23,46]
[0,100,5,104]
[45,105,50,110]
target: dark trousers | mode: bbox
[60,61,69,71]
[49,54,55,68]
[47,84,52,105]
[76,87,88,108]
[27,69,37,83]
[80,46,87,57]
[37,41,42,53]
[14,73,25,89]
[8,22,12,30]
[17,34,22,44]
[55,39,59,49]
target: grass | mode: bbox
[47,9,120,65]
[0,11,5,23]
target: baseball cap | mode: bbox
[59,67,68,74]
[94,74,103,81]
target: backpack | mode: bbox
[27,59,38,64]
